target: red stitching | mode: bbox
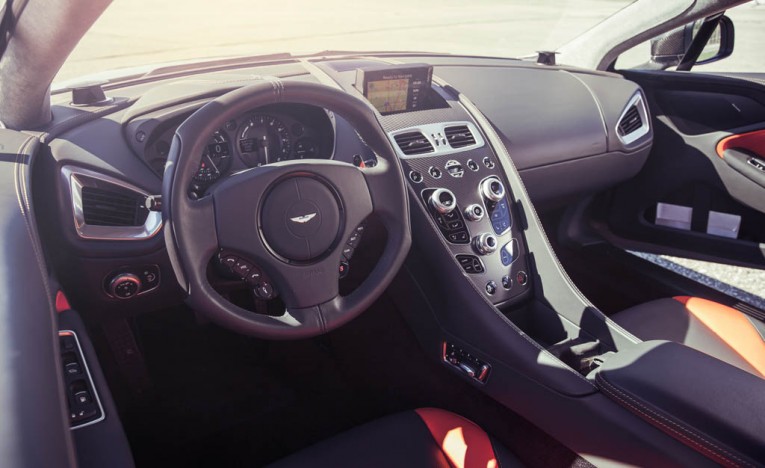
[597,374,751,467]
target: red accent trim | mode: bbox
[55,291,71,313]
[58,331,74,337]
[675,296,765,377]
[716,129,765,159]
[415,408,498,468]
[673,296,691,305]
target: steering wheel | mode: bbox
[162,80,411,339]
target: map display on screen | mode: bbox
[366,78,410,113]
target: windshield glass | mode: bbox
[56,0,634,83]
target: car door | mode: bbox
[0,128,77,468]
[599,68,765,269]
[586,5,765,271]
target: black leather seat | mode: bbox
[268,408,523,468]
[612,296,765,378]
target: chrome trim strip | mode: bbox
[615,92,650,146]
[61,166,162,241]
[389,121,485,158]
[60,330,106,430]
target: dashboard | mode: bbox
[40,54,652,317]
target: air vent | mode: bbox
[394,131,434,155]
[81,187,149,227]
[615,93,650,146]
[445,125,476,148]
[618,105,643,136]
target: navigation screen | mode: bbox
[356,64,432,115]
[366,78,410,113]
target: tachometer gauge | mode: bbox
[238,114,291,166]
[194,130,231,183]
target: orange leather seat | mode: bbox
[613,296,765,378]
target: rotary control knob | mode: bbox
[429,188,457,214]
[473,232,499,255]
[480,177,506,202]
[464,204,485,221]
[109,273,142,299]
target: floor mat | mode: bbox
[114,295,586,467]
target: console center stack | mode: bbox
[393,121,530,305]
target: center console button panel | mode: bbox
[443,341,491,383]
[403,141,530,305]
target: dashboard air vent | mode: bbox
[394,131,434,155]
[81,187,149,227]
[618,104,643,136]
[445,125,476,148]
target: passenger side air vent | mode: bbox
[394,131,434,155]
[616,93,650,145]
[81,187,150,227]
[618,105,642,136]
[444,125,476,149]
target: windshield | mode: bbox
[56,0,634,83]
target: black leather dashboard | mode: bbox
[35,53,652,319]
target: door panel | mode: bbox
[596,70,765,268]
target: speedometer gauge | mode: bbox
[194,130,231,183]
[238,114,291,166]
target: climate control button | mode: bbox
[480,177,506,202]
[473,232,498,255]
[464,204,484,222]
[429,188,457,214]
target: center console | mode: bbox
[325,60,531,305]
[390,122,530,304]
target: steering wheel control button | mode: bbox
[467,159,479,172]
[445,160,464,178]
[456,255,484,274]
[429,188,456,214]
[485,281,497,295]
[428,166,442,179]
[517,271,529,286]
[409,170,423,183]
[342,245,355,260]
[480,177,506,203]
[473,233,498,255]
[501,275,513,290]
[482,156,495,169]
[464,204,484,222]
[233,259,253,276]
[500,239,518,266]
[261,177,340,262]
[246,270,263,285]
[109,273,141,299]
[339,261,350,279]
[253,282,275,300]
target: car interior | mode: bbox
[2,1,765,467]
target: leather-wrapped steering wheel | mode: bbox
[162,80,411,339]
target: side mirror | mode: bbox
[648,15,734,70]
[649,23,696,69]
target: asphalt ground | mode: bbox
[56,0,765,308]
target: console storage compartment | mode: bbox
[593,340,765,466]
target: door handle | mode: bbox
[723,148,765,189]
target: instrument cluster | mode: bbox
[143,103,334,197]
